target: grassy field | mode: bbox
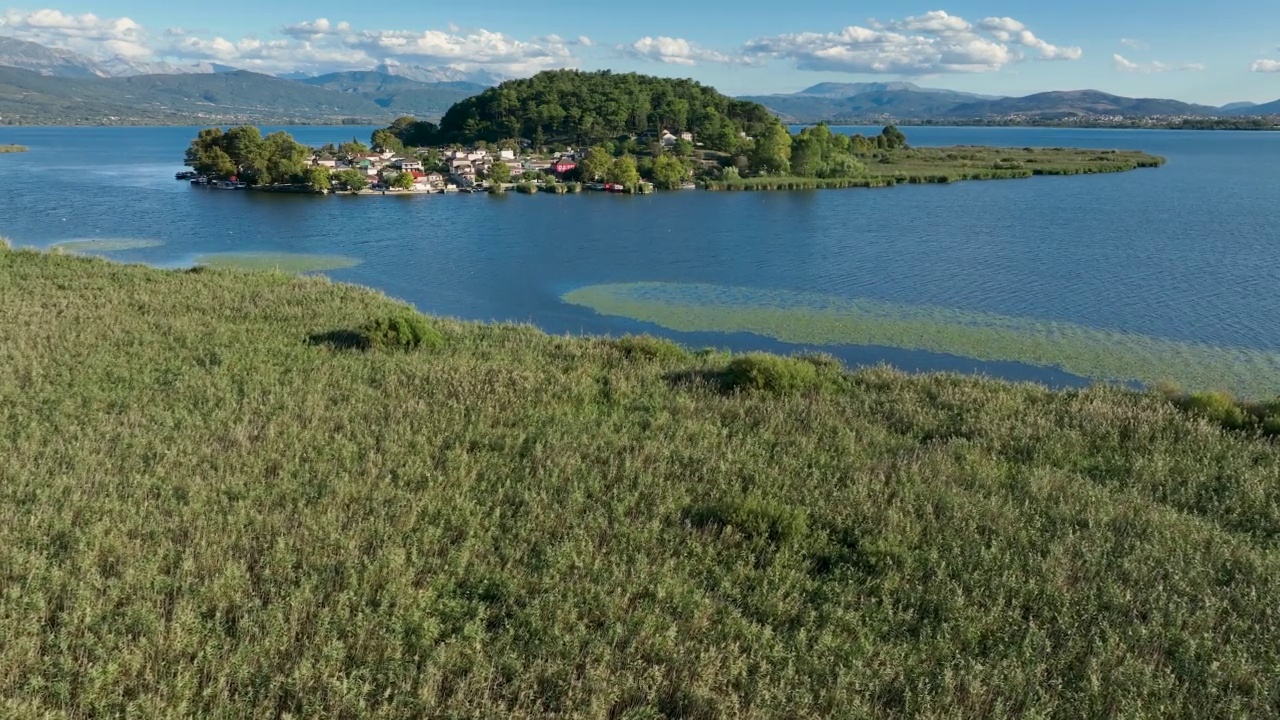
[703,147,1165,191]
[2,246,1279,718]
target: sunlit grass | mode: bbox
[194,251,360,273]
[563,282,1280,398]
[52,238,165,253]
[2,247,1278,718]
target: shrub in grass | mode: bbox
[797,352,845,373]
[686,497,807,545]
[1180,391,1251,430]
[722,353,825,394]
[1263,415,1280,437]
[608,334,689,362]
[358,313,444,351]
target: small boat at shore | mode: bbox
[175,171,197,180]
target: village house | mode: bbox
[499,149,516,160]
[311,155,338,169]
[551,158,578,176]
[394,157,424,172]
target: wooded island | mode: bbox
[183,70,1165,194]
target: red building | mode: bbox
[551,160,577,176]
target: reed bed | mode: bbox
[1,246,1276,719]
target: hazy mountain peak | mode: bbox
[0,36,108,78]
[797,81,923,97]
[373,61,503,87]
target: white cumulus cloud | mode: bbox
[0,8,150,58]
[0,9,586,77]
[1252,59,1280,72]
[627,36,732,65]
[1113,54,1205,73]
[744,9,1081,74]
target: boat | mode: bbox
[175,171,197,180]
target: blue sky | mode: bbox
[3,2,1279,103]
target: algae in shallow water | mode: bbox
[562,282,1280,399]
[53,238,164,253]
[194,252,360,274]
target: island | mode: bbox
[182,70,1165,195]
[0,144,29,153]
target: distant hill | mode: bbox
[0,65,487,124]
[300,71,483,116]
[740,84,997,123]
[740,84,1269,123]
[1224,99,1280,116]
[946,90,1218,119]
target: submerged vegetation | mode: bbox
[193,252,360,273]
[2,247,1280,716]
[563,282,1280,398]
[51,238,164,253]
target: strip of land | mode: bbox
[1,245,1277,718]
[0,144,29,153]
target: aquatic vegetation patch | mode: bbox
[52,238,164,253]
[0,144,29,153]
[563,282,1280,398]
[194,252,359,274]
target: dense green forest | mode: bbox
[389,70,781,150]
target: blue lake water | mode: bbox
[3,125,1279,388]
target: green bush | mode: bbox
[1181,391,1251,430]
[358,313,444,351]
[797,352,845,372]
[686,497,807,545]
[722,353,824,394]
[608,335,689,362]
[1263,415,1280,437]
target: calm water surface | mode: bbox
[3,125,1278,386]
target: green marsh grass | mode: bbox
[2,247,1279,718]
[563,282,1280,398]
[705,147,1165,191]
[194,251,360,273]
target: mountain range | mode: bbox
[0,36,1277,126]
[0,64,484,124]
[741,83,1280,123]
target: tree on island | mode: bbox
[338,139,369,156]
[185,126,311,186]
[391,172,415,191]
[605,155,641,189]
[371,128,405,154]
[749,123,792,175]
[332,169,368,192]
[488,161,511,185]
[305,166,331,192]
[650,154,689,190]
[579,147,612,182]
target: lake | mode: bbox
[3,125,1279,394]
